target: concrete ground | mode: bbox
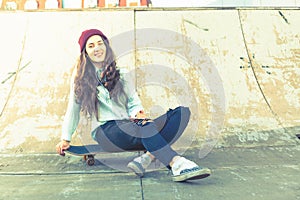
[0,139,299,200]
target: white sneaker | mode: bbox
[171,157,211,182]
[127,154,152,177]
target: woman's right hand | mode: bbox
[56,140,70,156]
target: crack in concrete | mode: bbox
[278,11,290,24]
[237,10,287,133]
[139,177,145,200]
[0,19,29,118]
[1,61,31,84]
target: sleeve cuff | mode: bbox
[61,132,72,142]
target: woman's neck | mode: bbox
[92,61,104,70]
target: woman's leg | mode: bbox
[94,119,178,166]
[153,106,190,145]
[139,122,179,166]
[94,120,144,152]
[94,110,211,181]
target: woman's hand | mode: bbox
[135,110,147,119]
[56,140,70,156]
[134,110,153,125]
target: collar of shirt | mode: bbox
[94,66,104,86]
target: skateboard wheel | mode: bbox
[87,158,95,166]
[86,155,95,166]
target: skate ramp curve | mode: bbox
[0,9,299,153]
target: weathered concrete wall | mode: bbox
[0,9,299,153]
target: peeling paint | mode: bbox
[0,9,299,152]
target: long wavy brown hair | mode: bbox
[73,38,124,119]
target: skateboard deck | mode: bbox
[64,144,146,166]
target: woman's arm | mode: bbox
[61,90,81,141]
[121,69,144,118]
[56,94,80,156]
[57,68,81,155]
[61,69,81,142]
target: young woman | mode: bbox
[56,29,211,182]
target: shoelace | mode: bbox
[180,166,201,175]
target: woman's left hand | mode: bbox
[133,110,153,125]
[135,110,147,119]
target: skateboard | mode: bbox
[64,144,146,166]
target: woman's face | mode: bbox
[85,35,107,63]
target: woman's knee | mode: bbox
[181,106,191,116]
[173,106,191,119]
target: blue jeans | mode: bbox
[94,106,191,166]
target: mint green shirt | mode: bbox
[61,68,143,141]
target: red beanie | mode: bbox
[78,29,108,52]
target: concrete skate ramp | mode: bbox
[0,9,299,153]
